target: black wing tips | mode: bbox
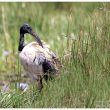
[42,60,56,73]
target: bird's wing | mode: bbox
[33,50,57,74]
[38,42,62,74]
[29,41,61,74]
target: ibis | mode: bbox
[18,23,61,92]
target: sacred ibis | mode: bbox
[18,23,61,92]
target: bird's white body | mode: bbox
[19,23,61,91]
[19,41,57,81]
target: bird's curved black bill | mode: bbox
[29,31,43,48]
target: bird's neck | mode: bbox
[18,33,25,51]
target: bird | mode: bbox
[18,23,61,92]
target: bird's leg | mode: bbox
[44,74,48,82]
[44,72,54,82]
[37,76,43,92]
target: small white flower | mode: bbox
[1,84,9,93]
[17,83,29,92]
[3,50,10,57]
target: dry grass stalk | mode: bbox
[1,6,12,51]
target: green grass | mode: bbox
[0,2,110,108]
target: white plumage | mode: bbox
[19,41,58,80]
[18,24,61,91]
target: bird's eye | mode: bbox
[27,27,32,31]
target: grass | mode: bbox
[0,2,110,108]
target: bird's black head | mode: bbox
[20,23,43,48]
[20,23,33,34]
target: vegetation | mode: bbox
[0,2,110,108]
